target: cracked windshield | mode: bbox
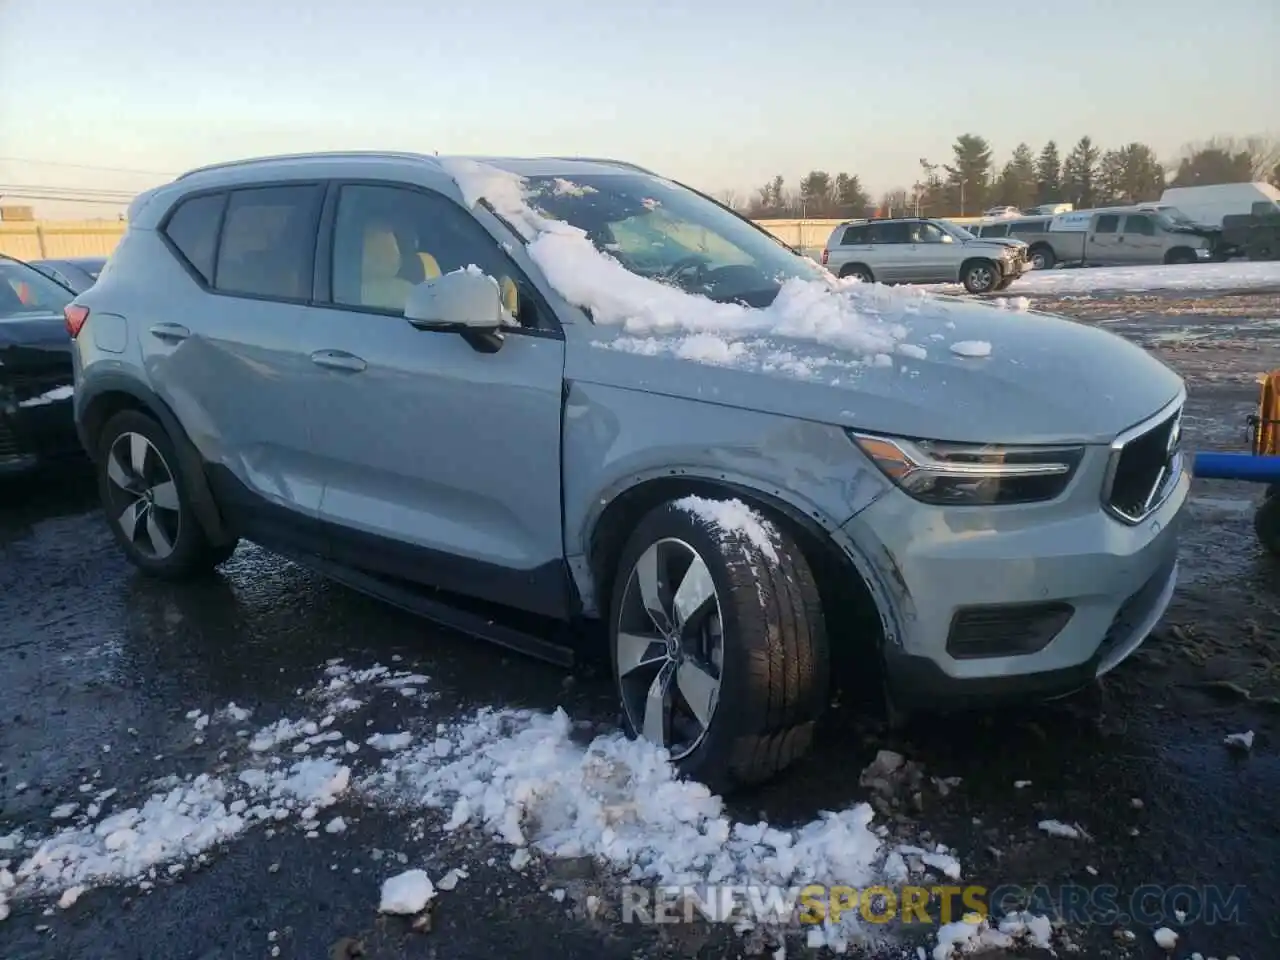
[1,2,1277,959]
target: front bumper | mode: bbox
[846,448,1189,710]
[0,386,80,476]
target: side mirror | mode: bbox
[403,269,506,353]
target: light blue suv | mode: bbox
[68,152,1188,791]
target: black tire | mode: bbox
[839,264,874,283]
[1255,492,1280,557]
[96,409,239,580]
[993,275,1016,292]
[608,497,829,792]
[1029,245,1055,271]
[961,260,1000,294]
[1164,248,1198,266]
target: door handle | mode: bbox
[310,349,367,373]
[149,322,190,341]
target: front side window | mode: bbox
[0,258,75,318]
[214,185,322,300]
[1124,214,1156,236]
[523,173,825,307]
[330,183,536,325]
[916,222,949,243]
[1095,214,1120,234]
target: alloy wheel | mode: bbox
[104,431,181,560]
[615,538,724,760]
[969,265,995,291]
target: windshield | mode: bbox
[523,173,826,306]
[0,258,75,319]
[1152,206,1196,228]
[941,221,976,240]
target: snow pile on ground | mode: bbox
[379,869,435,914]
[932,911,1053,959]
[931,260,1280,297]
[440,158,991,370]
[4,661,424,900]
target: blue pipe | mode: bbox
[1190,452,1280,482]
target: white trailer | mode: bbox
[1158,182,1280,228]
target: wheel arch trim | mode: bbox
[77,375,234,545]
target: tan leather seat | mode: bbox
[361,227,414,311]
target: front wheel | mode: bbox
[97,410,239,580]
[962,260,1000,294]
[608,497,829,792]
[1029,245,1055,270]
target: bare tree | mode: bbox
[718,188,743,210]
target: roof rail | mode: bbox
[176,150,433,181]
[544,156,658,175]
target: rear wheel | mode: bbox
[609,497,829,792]
[1029,245,1055,270]
[839,264,874,283]
[97,410,239,580]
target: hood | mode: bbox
[968,236,1028,250]
[565,296,1182,446]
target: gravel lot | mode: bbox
[2,278,1278,960]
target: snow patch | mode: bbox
[379,869,435,914]
[949,340,992,358]
[674,495,780,562]
[1223,730,1254,751]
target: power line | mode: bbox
[0,156,177,177]
[0,183,138,199]
[0,192,130,206]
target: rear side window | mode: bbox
[162,192,226,283]
[1008,220,1042,235]
[982,223,1010,237]
[1095,214,1120,234]
[840,225,868,244]
[215,185,323,300]
[867,222,910,244]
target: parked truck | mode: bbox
[1158,182,1280,228]
[966,206,1216,269]
[1221,200,1280,261]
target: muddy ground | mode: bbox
[2,288,1277,960]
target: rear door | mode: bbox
[1086,213,1123,264]
[151,183,329,551]
[301,181,570,617]
[864,221,912,280]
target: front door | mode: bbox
[1120,213,1163,264]
[909,221,958,282]
[304,181,570,618]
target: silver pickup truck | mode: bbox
[968,207,1215,270]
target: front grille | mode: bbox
[0,419,19,458]
[1104,406,1182,522]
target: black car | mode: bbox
[1,255,80,475]
[29,256,107,294]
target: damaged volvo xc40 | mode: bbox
[68,151,1187,791]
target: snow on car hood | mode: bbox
[441,159,1181,445]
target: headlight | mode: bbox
[850,432,1084,505]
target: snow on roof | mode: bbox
[439,158,986,370]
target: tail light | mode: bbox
[820,249,829,266]
[64,304,90,338]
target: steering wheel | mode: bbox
[661,255,712,286]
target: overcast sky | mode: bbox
[1,0,1276,218]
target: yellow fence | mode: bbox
[0,216,987,263]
